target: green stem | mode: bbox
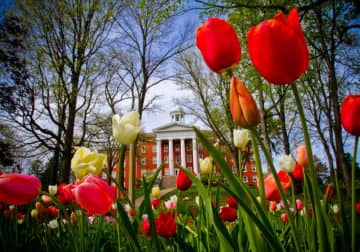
[117,145,126,200]
[249,129,265,209]
[291,84,326,252]
[238,148,243,179]
[251,129,300,252]
[352,136,359,252]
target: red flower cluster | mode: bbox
[176,170,192,191]
[0,173,41,206]
[57,183,76,204]
[155,212,177,238]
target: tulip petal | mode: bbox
[0,174,41,205]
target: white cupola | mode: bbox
[170,106,185,123]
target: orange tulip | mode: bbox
[261,170,291,202]
[196,18,241,73]
[341,94,360,136]
[0,173,41,205]
[295,144,308,167]
[247,8,309,84]
[230,76,260,128]
[72,174,115,215]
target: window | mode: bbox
[164,157,168,164]
[164,144,168,152]
[111,171,116,178]
[251,163,256,172]
[175,169,179,176]
[141,146,146,153]
[175,156,180,163]
[175,144,180,152]
[243,176,248,182]
[152,157,157,164]
[186,143,192,150]
[243,166,247,172]
[141,157,146,165]
[186,154,192,163]
[252,175,257,182]
[152,146,156,153]
[102,173,107,179]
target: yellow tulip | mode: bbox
[151,185,161,198]
[233,129,249,149]
[112,111,141,145]
[199,156,213,174]
[71,147,106,179]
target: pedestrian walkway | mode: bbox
[135,187,176,208]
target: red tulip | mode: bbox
[296,199,303,211]
[292,162,304,181]
[230,76,260,128]
[262,170,291,202]
[196,18,241,73]
[72,174,115,215]
[139,219,151,237]
[281,213,289,224]
[176,170,192,191]
[0,173,41,205]
[155,212,177,238]
[57,183,76,204]
[219,205,237,222]
[226,196,238,209]
[356,202,360,215]
[247,8,309,84]
[269,201,277,212]
[341,94,360,136]
[151,199,161,209]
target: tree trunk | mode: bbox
[279,96,290,155]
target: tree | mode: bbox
[106,0,194,201]
[0,1,121,183]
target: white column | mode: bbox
[169,139,174,175]
[192,138,199,174]
[156,139,162,175]
[180,138,186,167]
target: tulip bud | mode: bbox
[279,154,296,173]
[151,185,161,198]
[48,185,57,196]
[199,156,213,174]
[31,209,39,218]
[295,145,308,167]
[296,199,303,211]
[233,129,249,149]
[269,201,277,212]
[176,170,192,191]
[230,76,260,128]
[331,204,339,214]
[112,111,141,145]
[281,213,289,224]
[47,219,59,229]
[340,94,360,136]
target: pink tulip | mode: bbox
[0,173,41,205]
[72,174,115,215]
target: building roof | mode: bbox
[152,122,195,132]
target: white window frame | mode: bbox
[252,175,257,182]
[164,144,168,152]
[243,176,248,182]
[141,146,146,153]
[141,157,146,165]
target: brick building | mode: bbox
[110,107,257,188]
